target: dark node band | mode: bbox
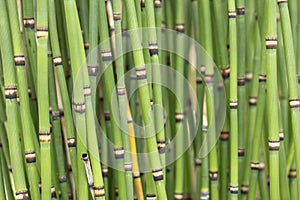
[117,87,126,96]
[228,10,237,18]
[124,162,132,172]
[174,193,184,200]
[152,168,163,181]
[16,190,29,200]
[205,74,214,83]
[84,42,89,50]
[251,162,260,170]
[277,0,288,4]
[135,67,147,80]
[229,185,239,194]
[102,168,109,177]
[149,42,159,56]
[241,184,249,194]
[140,0,145,8]
[133,172,140,179]
[289,169,297,179]
[67,137,76,148]
[52,111,60,121]
[265,38,277,49]
[88,65,99,76]
[39,131,51,142]
[209,171,218,181]
[279,130,284,141]
[48,51,53,57]
[115,188,119,196]
[196,77,202,84]
[114,147,124,159]
[5,86,17,99]
[58,176,67,183]
[113,12,121,21]
[157,140,166,154]
[297,75,300,83]
[238,77,245,86]
[249,96,257,106]
[36,27,48,39]
[175,112,184,123]
[94,186,105,197]
[230,100,238,109]
[176,23,185,33]
[220,131,229,141]
[23,18,35,29]
[51,186,57,198]
[53,56,63,67]
[14,55,25,66]
[289,99,300,108]
[25,151,36,163]
[237,7,245,15]
[146,194,156,200]
[222,66,230,79]
[72,102,86,113]
[154,0,162,8]
[238,148,245,156]
[84,86,91,97]
[104,112,111,121]
[257,162,266,171]
[195,159,202,167]
[259,74,267,82]
[101,50,113,62]
[268,140,280,151]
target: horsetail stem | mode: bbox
[0,0,28,198]
[228,0,239,197]
[265,0,280,198]
[123,0,167,198]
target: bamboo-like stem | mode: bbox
[22,0,37,89]
[87,0,99,108]
[200,126,210,200]
[111,0,134,197]
[36,0,51,198]
[174,1,186,199]
[126,95,144,200]
[48,46,69,199]
[228,0,239,197]
[258,162,269,200]
[98,0,127,198]
[0,0,29,199]
[78,0,89,52]
[240,21,261,199]
[144,0,166,183]
[247,81,266,199]
[63,0,90,198]
[265,0,280,198]
[123,0,167,198]
[278,0,300,197]
[236,0,246,187]
[211,0,230,198]
[6,0,41,199]
[198,0,220,199]
[48,0,78,192]
[277,20,291,200]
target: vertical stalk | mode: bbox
[265,0,280,198]
[236,0,246,186]
[278,0,300,197]
[36,0,52,198]
[123,0,167,199]
[6,0,41,199]
[228,0,239,198]
[98,0,127,198]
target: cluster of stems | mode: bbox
[0,0,300,199]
